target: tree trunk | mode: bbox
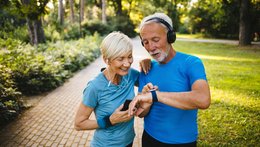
[27,18,35,45]
[26,18,46,45]
[58,0,64,25]
[102,0,107,24]
[35,19,46,44]
[69,0,75,23]
[115,0,122,16]
[21,0,47,45]
[239,0,251,45]
[80,0,85,22]
[25,12,46,45]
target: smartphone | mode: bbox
[121,100,132,111]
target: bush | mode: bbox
[107,15,137,38]
[178,25,190,34]
[0,35,101,95]
[63,23,81,40]
[0,8,29,43]
[82,20,111,36]
[44,24,62,42]
[0,34,101,123]
[0,64,22,126]
[81,15,137,38]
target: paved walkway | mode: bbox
[0,37,149,147]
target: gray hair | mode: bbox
[139,12,173,32]
[100,31,133,61]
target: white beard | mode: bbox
[152,45,171,63]
[156,50,167,62]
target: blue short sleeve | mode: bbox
[82,81,98,108]
[186,56,207,86]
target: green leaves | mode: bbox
[0,35,101,125]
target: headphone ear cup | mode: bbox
[167,30,176,43]
[139,36,144,46]
[141,41,144,46]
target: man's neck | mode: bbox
[160,47,176,64]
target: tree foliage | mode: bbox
[188,0,259,42]
[1,0,50,45]
[188,0,240,38]
[1,0,259,44]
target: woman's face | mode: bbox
[109,51,133,76]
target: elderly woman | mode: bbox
[74,32,148,147]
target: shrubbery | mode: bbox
[82,15,137,38]
[44,15,137,43]
[107,15,137,38]
[0,64,22,123]
[0,8,137,126]
[82,20,111,36]
[0,33,101,125]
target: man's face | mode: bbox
[140,22,169,63]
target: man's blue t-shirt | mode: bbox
[138,52,207,144]
[83,68,139,147]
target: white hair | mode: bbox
[139,12,173,32]
[100,32,133,61]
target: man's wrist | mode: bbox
[150,89,158,102]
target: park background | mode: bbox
[0,0,259,146]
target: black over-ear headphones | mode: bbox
[140,17,176,46]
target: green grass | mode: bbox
[176,33,206,39]
[174,41,260,146]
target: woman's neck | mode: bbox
[104,69,121,85]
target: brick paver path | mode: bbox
[0,38,150,147]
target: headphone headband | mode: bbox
[142,17,176,44]
[145,17,174,32]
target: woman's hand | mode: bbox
[139,58,151,74]
[109,104,134,125]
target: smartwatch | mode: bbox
[149,89,158,102]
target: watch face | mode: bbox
[149,89,156,92]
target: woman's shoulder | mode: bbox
[129,68,140,77]
[129,67,139,73]
[124,68,139,81]
[86,72,107,89]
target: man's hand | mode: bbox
[142,83,158,93]
[128,83,159,116]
